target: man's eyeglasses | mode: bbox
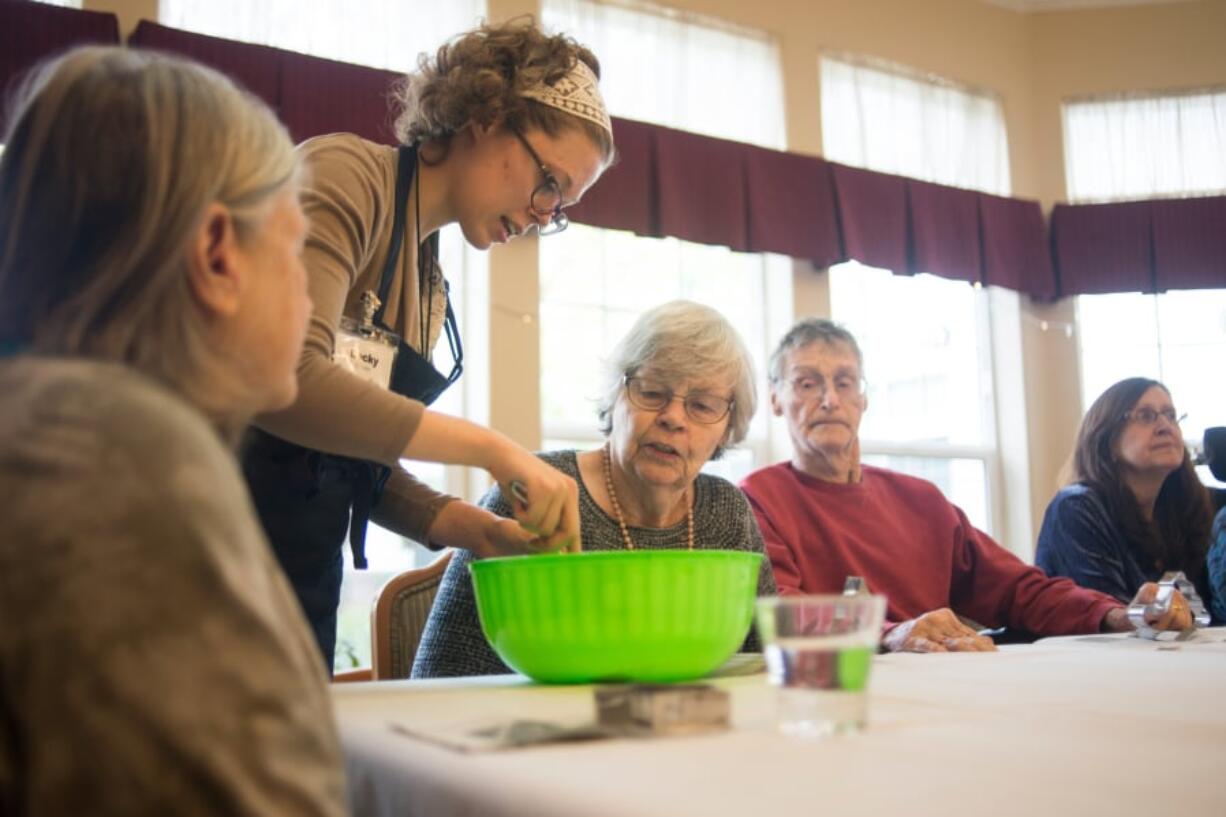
[511,129,568,236]
[624,375,733,425]
[1123,407,1186,427]
[782,373,866,402]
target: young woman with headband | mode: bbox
[242,18,616,669]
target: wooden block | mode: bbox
[594,684,730,736]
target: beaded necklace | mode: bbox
[601,444,694,551]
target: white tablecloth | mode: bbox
[332,630,1226,817]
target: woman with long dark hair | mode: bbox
[1036,377,1214,611]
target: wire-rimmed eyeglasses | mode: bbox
[511,129,568,236]
[623,375,734,425]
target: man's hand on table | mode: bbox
[881,608,997,653]
[1101,583,1194,632]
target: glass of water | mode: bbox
[755,595,887,739]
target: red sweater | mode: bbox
[740,463,1119,636]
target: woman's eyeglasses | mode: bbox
[1123,407,1186,426]
[511,129,568,236]
[624,375,733,425]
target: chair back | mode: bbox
[371,550,453,680]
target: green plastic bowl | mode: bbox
[469,549,762,684]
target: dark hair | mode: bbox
[1070,377,1212,582]
[392,17,615,164]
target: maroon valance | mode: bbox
[130,22,399,144]
[113,21,1085,299]
[980,193,1056,300]
[1150,196,1226,292]
[743,144,841,267]
[907,180,980,284]
[1050,200,1153,295]
[9,14,1220,300]
[569,119,843,266]
[830,163,908,275]
[566,117,657,237]
[654,127,750,251]
[1051,195,1226,295]
[0,2,120,135]
[129,21,282,114]
[279,51,399,144]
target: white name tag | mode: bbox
[334,320,399,390]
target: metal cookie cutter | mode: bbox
[843,576,870,597]
[1127,571,1211,641]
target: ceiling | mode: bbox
[981,0,1195,11]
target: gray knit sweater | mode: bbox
[412,449,776,678]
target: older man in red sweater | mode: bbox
[741,318,1136,652]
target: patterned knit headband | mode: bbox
[520,59,612,138]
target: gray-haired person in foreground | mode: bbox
[413,299,776,678]
[0,47,344,815]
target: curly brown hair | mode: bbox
[392,17,614,163]
[1070,377,1213,583]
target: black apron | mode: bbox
[242,144,462,671]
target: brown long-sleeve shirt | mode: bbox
[256,133,455,544]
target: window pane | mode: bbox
[830,263,993,448]
[1077,293,1162,409]
[1078,289,1226,446]
[335,527,429,671]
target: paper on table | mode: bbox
[708,653,765,677]
[1043,627,1226,650]
[389,718,612,753]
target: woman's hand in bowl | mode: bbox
[427,502,573,558]
[488,445,581,553]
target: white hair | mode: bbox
[595,300,756,459]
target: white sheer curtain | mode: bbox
[820,53,1011,535]
[821,54,1010,195]
[159,0,484,73]
[543,0,785,149]
[537,0,791,484]
[1066,89,1226,460]
[1063,89,1226,203]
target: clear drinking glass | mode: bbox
[755,595,887,739]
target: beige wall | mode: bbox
[89,0,1225,537]
[85,0,154,37]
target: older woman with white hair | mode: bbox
[413,300,776,678]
